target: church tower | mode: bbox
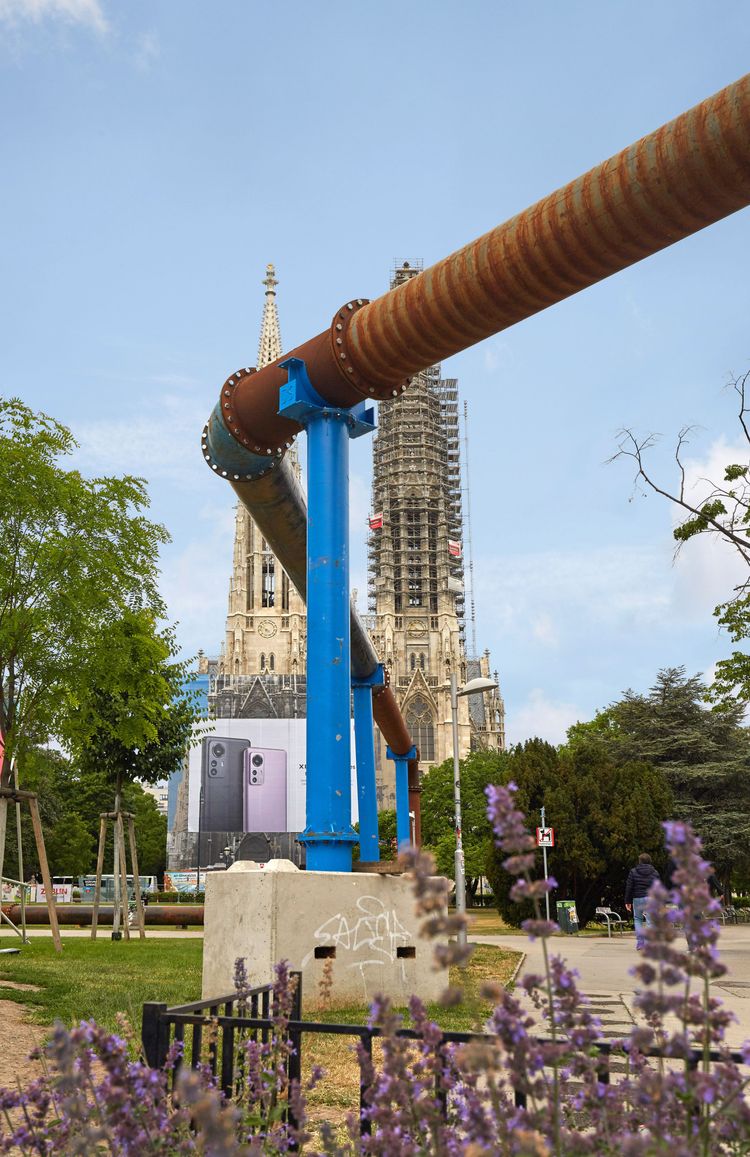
[366,261,505,803]
[215,266,308,711]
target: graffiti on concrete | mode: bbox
[301,894,413,981]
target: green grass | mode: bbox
[0,938,203,1034]
[306,944,521,1032]
[0,936,521,1039]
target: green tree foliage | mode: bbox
[568,667,750,886]
[62,609,201,790]
[485,739,673,927]
[44,812,95,877]
[1,746,167,881]
[421,750,504,904]
[0,398,168,783]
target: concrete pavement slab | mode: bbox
[475,927,750,1050]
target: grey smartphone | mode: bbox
[200,737,250,831]
[243,747,287,831]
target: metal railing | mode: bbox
[142,980,749,1136]
[0,876,31,943]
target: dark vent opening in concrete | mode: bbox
[396,946,416,959]
[314,946,336,959]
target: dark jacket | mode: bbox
[625,863,660,903]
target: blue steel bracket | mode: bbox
[279,357,375,437]
[386,745,418,763]
[301,826,359,847]
[351,665,386,690]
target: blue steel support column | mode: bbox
[352,665,384,863]
[387,745,417,850]
[279,357,374,872]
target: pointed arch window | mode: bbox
[262,554,275,607]
[260,653,266,670]
[246,556,254,611]
[405,695,435,762]
[281,571,289,612]
[269,653,275,671]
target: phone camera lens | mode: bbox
[252,753,263,767]
[213,744,225,758]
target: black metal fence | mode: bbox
[141,980,748,1134]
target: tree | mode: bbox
[612,371,750,705]
[420,750,505,904]
[60,610,201,888]
[485,739,673,927]
[44,812,95,877]
[0,398,168,784]
[568,667,750,889]
[63,610,201,791]
[0,746,167,882]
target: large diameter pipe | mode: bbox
[347,74,750,389]
[226,466,419,771]
[2,905,205,926]
[214,74,750,456]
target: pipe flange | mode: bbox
[201,422,278,482]
[220,367,293,458]
[331,299,413,400]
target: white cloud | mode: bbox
[483,338,514,373]
[507,688,582,746]
[476,543,671,647]
[73,392,211,488]
[160,501,236,658]
[134,29,159,70]
[531,613,559,647]
[0,0,106,31]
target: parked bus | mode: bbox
[79,874,157,902]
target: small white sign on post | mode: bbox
[536,827,555,848]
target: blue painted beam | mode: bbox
[279,357,374,872]
[387,744,417,850]
[352,664,385,863]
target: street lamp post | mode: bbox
[450,673,500,948]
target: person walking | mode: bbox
[625,853,660,949]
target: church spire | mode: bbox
[257,263,282,369]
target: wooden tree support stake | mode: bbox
[0,787,61,953]
[90,810,146,941]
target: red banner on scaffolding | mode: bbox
[448,539,462,557]
[368,512,383,530]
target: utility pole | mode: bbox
[540,805,550,922]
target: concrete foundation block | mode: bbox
[202,861,446,1006]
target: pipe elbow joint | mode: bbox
[202,401,281,482]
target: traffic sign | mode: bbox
[536,827,555,847]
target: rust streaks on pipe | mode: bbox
[346,74,750,390]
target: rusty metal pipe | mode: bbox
[227,469,420,782]
[348,75,750,388]
[214,73,750,457]
[208,74,750,840]
[2,905,205,926]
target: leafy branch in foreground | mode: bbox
[611,370,750,705]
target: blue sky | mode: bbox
[2,1,750,743]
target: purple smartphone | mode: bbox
[243,748,288,832]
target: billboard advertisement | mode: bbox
[168,719,358,871]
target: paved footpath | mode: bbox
[475,926,750,1051]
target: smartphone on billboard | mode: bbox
[200,737,249,831]
[243,748,287,831]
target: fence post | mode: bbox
[359,1031,373,1135]
[141,1002,169,1068]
